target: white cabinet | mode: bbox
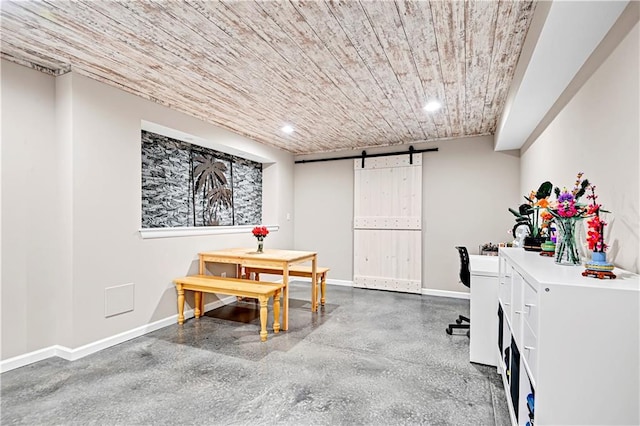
[469,255,499,366]
[497,248,640,426]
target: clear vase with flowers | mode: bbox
[252,226,269,253]
[547,172,590,265]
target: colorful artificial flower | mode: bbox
[556,190,579,218]
[540,211,553,230]
[548,173,590,220]
[585,185,608,252]
[508,181,553,238]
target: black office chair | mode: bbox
[446,246,470,337]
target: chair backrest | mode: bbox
[455,246,471,288]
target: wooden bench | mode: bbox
[173,275,284,342]
[242,265,329,312]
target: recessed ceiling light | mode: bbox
[281,125,294,134]
[424,100,442,112]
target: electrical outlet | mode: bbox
[221,272,227,278]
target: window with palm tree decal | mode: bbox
[141,130,262,228]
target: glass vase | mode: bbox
[257,238,264,253]
[554,217,581,265]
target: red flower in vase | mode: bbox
[585,185,608,253]
[252,226,269,240]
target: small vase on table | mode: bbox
[252,226,269,254]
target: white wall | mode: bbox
[294,160,354,280]
[1,61,61,355]
[423,137,520,292]
[294,136,521,293]
[1,61,295,359]
[521,22,639,273]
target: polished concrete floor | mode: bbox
[1,282,510,425]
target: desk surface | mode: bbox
[469,254,499,277]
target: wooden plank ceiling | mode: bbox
[0,0,536,155]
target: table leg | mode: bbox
[194,291,202,318]
[199,293,205,314]
[177,285,185,325]
[273,289,281,333]
[321,272,326,306]
[283,263,289,331]
[258,295,268,342]
[311,255,318,312]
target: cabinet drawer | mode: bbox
[511,271,524,345]
[499,282,512,321]
[523,281,539,336]
[522,321,538,385]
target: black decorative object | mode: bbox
[523,236,546,252]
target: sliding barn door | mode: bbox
[353,154,422,294]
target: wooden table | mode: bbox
[198,248,318,331]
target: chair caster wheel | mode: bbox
[466,330,470,338]
[455,319,462,324]
[446,328,452,335]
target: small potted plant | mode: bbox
[509,181,553,251]
[583,185,614,277]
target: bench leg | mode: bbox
[321,272,326,306]
[176,285,185,325]
[311,275,318,313]
[258,295,268,342]
[194,291,202,318]
[273,289,281,333]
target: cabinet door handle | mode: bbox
[524,346,536,351]
[515,310,523,314]
[524,303,536,308]
[504,303,511,306]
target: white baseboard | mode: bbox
[292,277,354,287]
[0,346,60,373]
[324,278,353,287]
[0,296,236,373]
[286,276,469,298]
[421,288,470,300]
[264,276,354,288]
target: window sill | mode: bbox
[139,225,279,239]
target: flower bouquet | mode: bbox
[546,172,590,265]
[252,226,269,253]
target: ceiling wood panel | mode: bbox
[0,0,536,154]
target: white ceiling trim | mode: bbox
[494,0,629,151]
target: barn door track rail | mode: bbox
[295,145,438,166]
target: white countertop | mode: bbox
[499,247,639,291]
[469,255,499,277]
